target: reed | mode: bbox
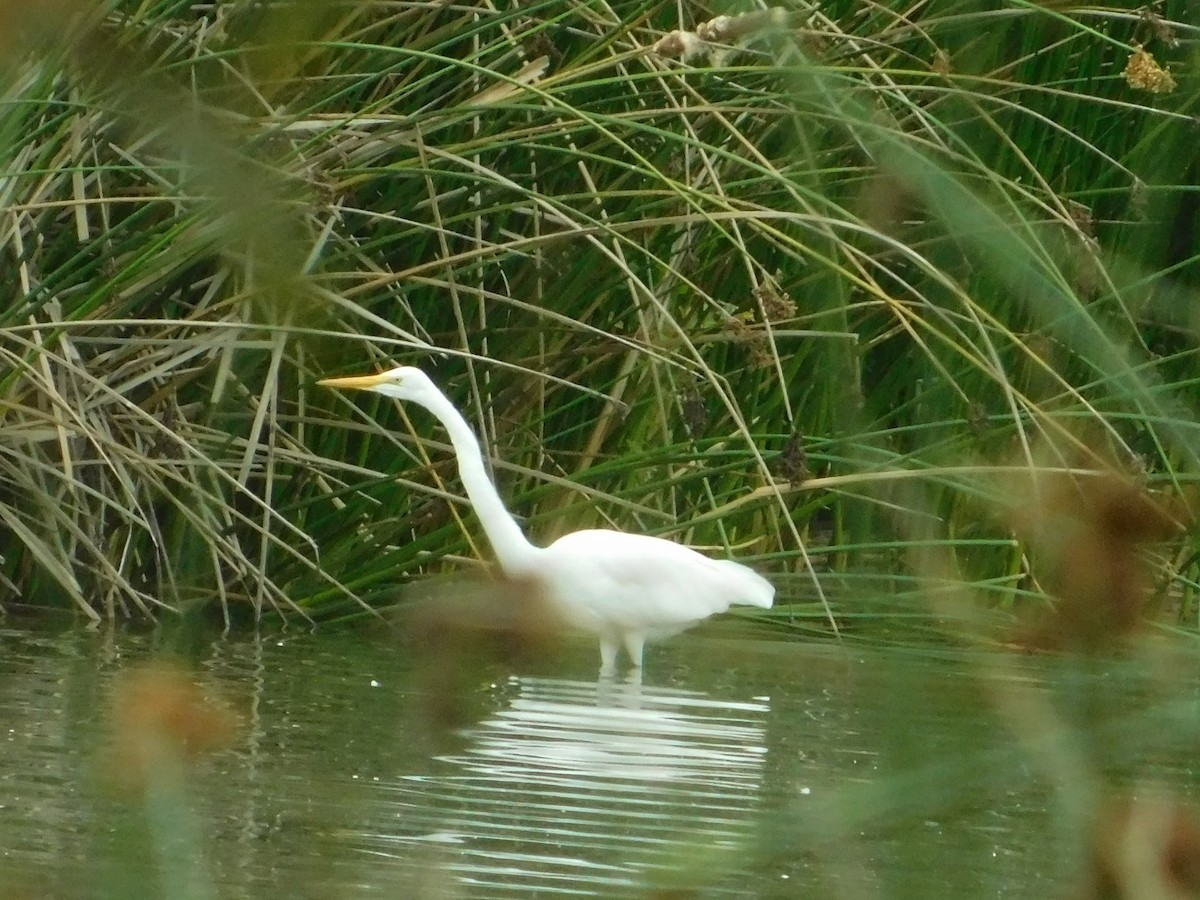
[0,0,1194,632]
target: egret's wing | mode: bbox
[541,530,774,632]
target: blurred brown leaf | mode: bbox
[398,575,568,751]
[1082,791,1200,900]
[109,662,239,791]
[1012,472,1188,652]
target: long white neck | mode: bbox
[412,388,538,572]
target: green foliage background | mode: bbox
[0,0,1196,628]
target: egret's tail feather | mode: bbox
[711,560,775,608]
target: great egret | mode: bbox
[319,366,775,672]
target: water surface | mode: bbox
[2,617,1197,898]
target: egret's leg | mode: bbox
[622,633,645,669]
[599,635,619,675]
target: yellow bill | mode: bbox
[317,372,392,390]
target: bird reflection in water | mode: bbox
[367,665,771,896]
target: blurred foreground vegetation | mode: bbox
[0,0,1197,637]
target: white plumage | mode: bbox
[319,366,775,672]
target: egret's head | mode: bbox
[318,365,437,402]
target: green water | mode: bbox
[2,616,1198,898]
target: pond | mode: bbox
[2,613,1198,898]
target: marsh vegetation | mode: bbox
[2,2,1200,895]
[2,0,1196,635]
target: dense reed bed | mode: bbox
[0,0,1195,636]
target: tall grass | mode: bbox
[0,0,1196,630]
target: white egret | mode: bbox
[319,366,775,672]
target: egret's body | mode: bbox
[319,366,774,671]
